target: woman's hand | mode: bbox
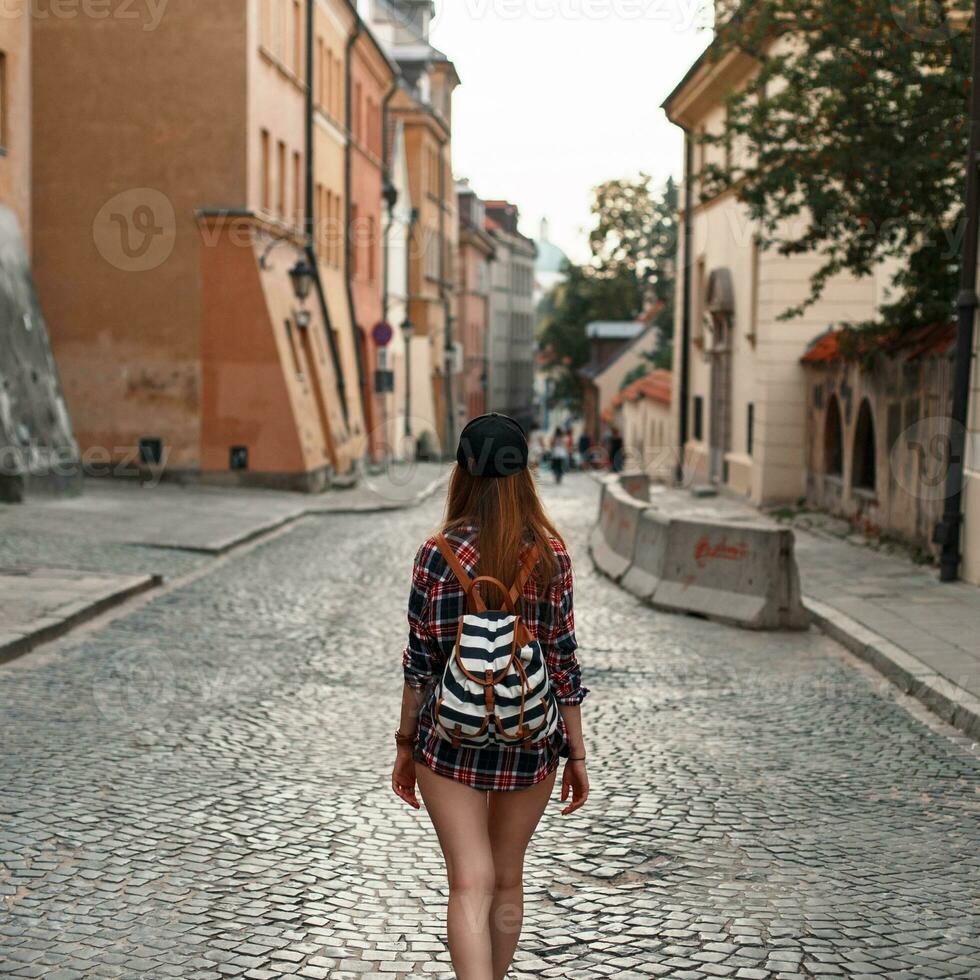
[560,759,589,815]
[392,747,420,809]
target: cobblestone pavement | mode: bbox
[2,474,979,979]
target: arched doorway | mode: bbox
[852,398,876,491]
[824,395,843,476]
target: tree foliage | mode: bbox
[701,0,972,334]
[538,175,678,411]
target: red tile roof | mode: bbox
[801,322,956,365]
[603,369,673,424]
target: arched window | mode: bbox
[824,395,843,476]
[852,399,877,491]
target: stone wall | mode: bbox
[802,333,953,553]
[0,208,80,502]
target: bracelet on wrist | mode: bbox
[568,754,586,762]
[395,729,415,747]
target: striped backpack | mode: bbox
[429,534,560,750]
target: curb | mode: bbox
[310,469,449,516]
[804,596,980,741]
[147,470,450,555]
[0,573,163,666]
[0,471,449,667]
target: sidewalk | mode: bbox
[641,482,980,740]
[0,462,449,663]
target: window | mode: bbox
[316,183,329,260]
[292,0,302,77]
[0,52,7,151]
[852,398,876,491]
[277,140,286,217]
[317,38,325,107]
[293,151,302,225]
[350,203,359,276]
[825,395,843,475]
[260,129,271,211]
[272,0,286,59]
[260,0,272,50]
[693,396,704,441]
[693,256,706,345]
[367,216,376,282]
[746,403,754,456]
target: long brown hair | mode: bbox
[442,464,563,602]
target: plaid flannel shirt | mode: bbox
[402,524,588,792]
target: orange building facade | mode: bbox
[32,0,367,490]
[387,49,460,452]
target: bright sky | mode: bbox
[430,0,711,263]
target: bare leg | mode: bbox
[487,770,557,980]
[416,764,495,980]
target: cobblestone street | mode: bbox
[2,474,979,979]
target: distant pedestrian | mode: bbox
[549,427,569,484]
[527,425,547,469]
[577,431,591,469]
[392,413,589,979]
[608,426,625,473]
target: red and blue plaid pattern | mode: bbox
[403,524,588,792]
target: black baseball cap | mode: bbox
[456,413,529,478]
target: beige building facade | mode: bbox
[664,45,895,507]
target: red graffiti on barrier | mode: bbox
[693,535,749,569]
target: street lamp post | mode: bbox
[935,0,980,582]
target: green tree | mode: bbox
[590,174,679,339]
[702,0,972,336]
[538,176,679,410]
[537,264,643,412]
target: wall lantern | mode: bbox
[289,259,315,305]
[382,178,399,215]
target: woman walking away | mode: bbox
[392,412,590,980]
[549,426,569,484]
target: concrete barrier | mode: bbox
[619,471,650,501]
[588,478,648,582]
[651,516,808,630]
[620,507,670,599]
[593,475,809,630]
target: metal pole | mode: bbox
[404,332,412,441]
[935,0,980,582]
[675,129,694,486]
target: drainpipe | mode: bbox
[674,127,694,486]
[935,0,980,582]
[345,19,369,454]
[305,0,348,426]
[438,135,456,454]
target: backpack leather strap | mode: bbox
[435,534,539,614]
[510,545,539,606]
[435,533,487,613]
